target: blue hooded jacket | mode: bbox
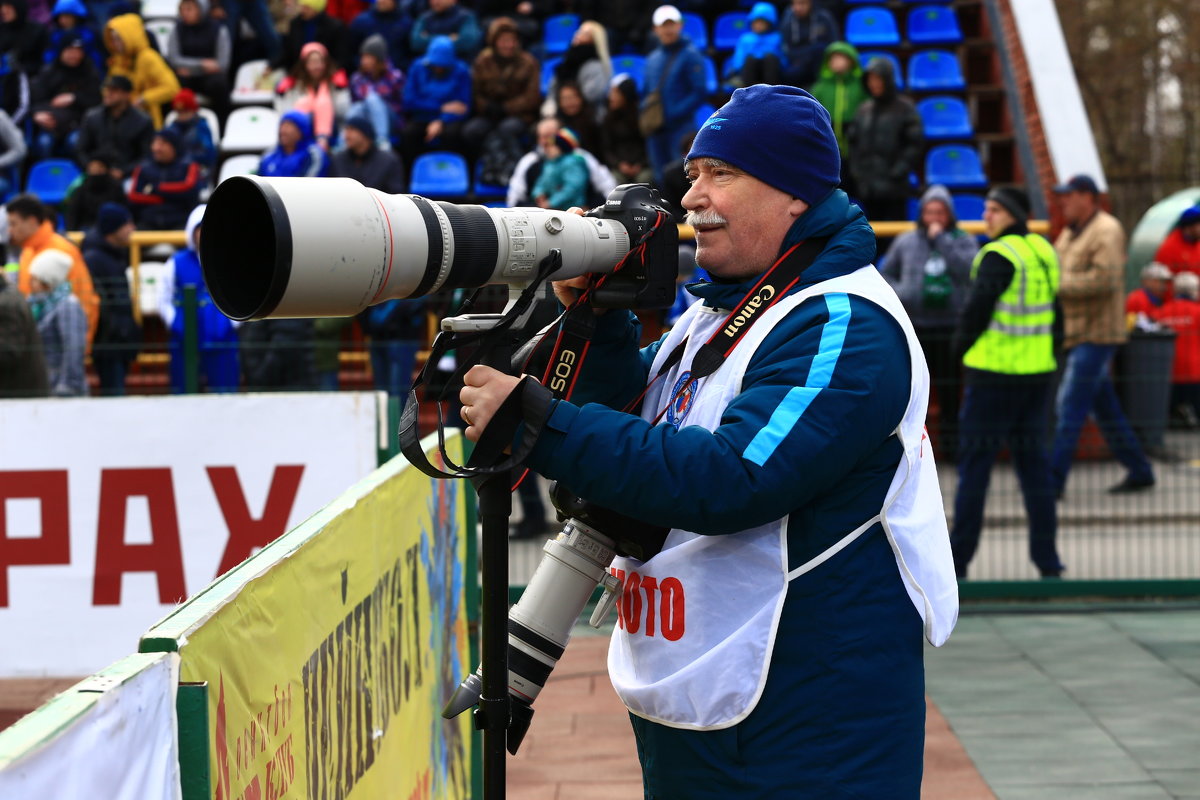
[523,189,927,796]
[45,0,105,70]
[724,2,788,78]
[258,110,328,178]
[402,35,471,124]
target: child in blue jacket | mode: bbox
[724,2,787,87]
[399,35,470,169]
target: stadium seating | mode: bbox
[25,159,81,206]
[165,107,222,144]
[907,50,966,91]
[127,261,169,319]
[701,56,719,94]
[859,51,904,89]
[410,151,470,198]
[682,13,708,50]
[845,7,901,47]
[217,154,261,183]
[713,12,749,52]
[925,144,988,190]
[610,54,646,92]
[952,192,986,220]
[473,161,507,204]
[232,59,281,107]
[220,106,278,154]
[543,14,580,55]
[541,57,561,95]
[140,0,177,20]
[145,19,174,53]
[694,102,717,131]
[917,95,973,140]
[907,5,963,46]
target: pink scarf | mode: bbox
[293,80,335,140]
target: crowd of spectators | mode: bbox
[0,0,1196,458]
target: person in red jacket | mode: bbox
[1154,204,1200,277]
[1153,271,1200,425]
[1126,262,1172,316]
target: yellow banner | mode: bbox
[178,442,471,800]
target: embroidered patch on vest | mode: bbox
[666,371,698,429]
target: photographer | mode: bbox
[458,85,957,798]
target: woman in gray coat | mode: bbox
[881,184,980,455]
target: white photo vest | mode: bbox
[607,265,959,730]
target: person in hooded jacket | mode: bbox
[543,19,610,117]
[409,0,480,60]
[848,56,923,223]
[1154,204,1200,278]
[880,184,978,455]
[810,42,866,190]
[64,149,128,229]
[43,0,103,70]
[259,109,329,176]
[463,16,539,163]
[347,0,411,70]
[81,203,141,395]
[780,0,838,88]
[104,13,181,128]
[166,0,232,123]
[0,0,48,77]
[128,127,203,229]
[399,34,469,169]
[31,36,100,160]
[160,204,241,393]
[724,2,787,88]
[26,249,88,397]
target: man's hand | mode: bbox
[51,92,74,108]
[459,365,523,443]
[425,118,443,141]
[926,221,945,239]
[549,207,608,313]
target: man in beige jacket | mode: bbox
[1049,174,1155,495]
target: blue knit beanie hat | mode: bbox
[97,202,132,235]
[1178,205,1200,227]
[686,85,841,205]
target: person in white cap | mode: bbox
[27,249,89,397]
[641,4,706,184]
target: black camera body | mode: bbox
[584,184,679,310]
[549,482,670,562]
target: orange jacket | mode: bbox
[1154,229,1200,277]
[17,221,101,349]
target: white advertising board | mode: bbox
[0,652,181,800]
[0,392,385,676]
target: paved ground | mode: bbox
[509,606,1200,799]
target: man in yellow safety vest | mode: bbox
[950,186,1065,579]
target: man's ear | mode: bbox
[789,197,810,219]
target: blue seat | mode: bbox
[701,56,719,93]
[907,5,962,45]
[925,145,988,190]
[681,12,708,50]
[610,54,646,92]
[694,102,717,131]
[917,95,973,139]
[907,49,965,91]
[858,51,904,89]
[541,56,561,95]
[845,7,901,47]
[473,161,507,204]
[410,151,470,198]
[952,192,986,220]
[714,12,749,52]
[906,197,920,221]
[543,13,580,55]
[25,158,81,206]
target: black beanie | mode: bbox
[986,186,1030,222]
